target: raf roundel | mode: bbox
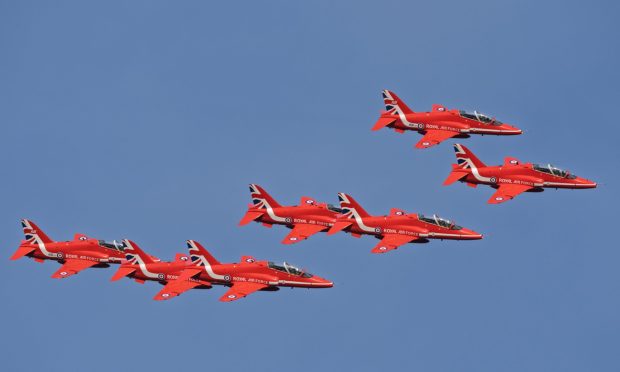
[224,275,231,282]
[162,293,170,298]
[245,258,255,263]
[60,271,68,276]
[378,246,388,251]
[374,227,382,234]
[228,294,237,299]
[285,217,292,223]
[158,273,165,280]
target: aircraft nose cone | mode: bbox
[461,228,483,240]
[579,178,597,188]
[504,125,522,135]
[313,276,334,288]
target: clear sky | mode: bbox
[1,1,619,371]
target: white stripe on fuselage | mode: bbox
[257,197,287,223]
[349,211,376,233]
[461,159,494,183]
[131,255,160,279]
[395,109,424,129]
[339,194,376,233]
[543,181,595,187]
[470,128,519,134]
[35,236,54,258]
[195,257,227,281]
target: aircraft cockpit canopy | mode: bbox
[327,204,343,214]
[268,261,313,278]
[459,110,502,126]
[533,164,577,179]
[98,240,126,251]
[418,214,463,230]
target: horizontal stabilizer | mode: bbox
[111,267,136,281]
[176,268,203,281]
[238,211,263,226]
[443,170,469,186]
[327,221,352,236]
[10,246,36,260]
[372,117,396,131]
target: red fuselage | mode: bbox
[18,238,125,266]
[381,108,522,137]
[251,203,337,229]
[125,259,333,289]
[460,163,597,190]
[338,213,482,241]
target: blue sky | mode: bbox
[1,1,619,371]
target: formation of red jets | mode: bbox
[12,90,596,302]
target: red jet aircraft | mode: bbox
[327,194,482,253]
[444,144,597,204]
[112,239,333,302]
[11,219,126,278]
[239,184,341,244]
[372,89,522,149]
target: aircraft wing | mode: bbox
[154,278,206,301]
[51,259,99,279]
[371,234,420,254]
[281,224,327,245]
[415,130,459,149]
[488,183,534,204]
[220,282,269,302]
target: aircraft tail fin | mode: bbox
[337,193,371,218]
[187,240,221,266]
[453,144,487,169]
[382,90,415,115]
[123,239,156,265]
[248,184,282,209]
[20,219,54,244]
